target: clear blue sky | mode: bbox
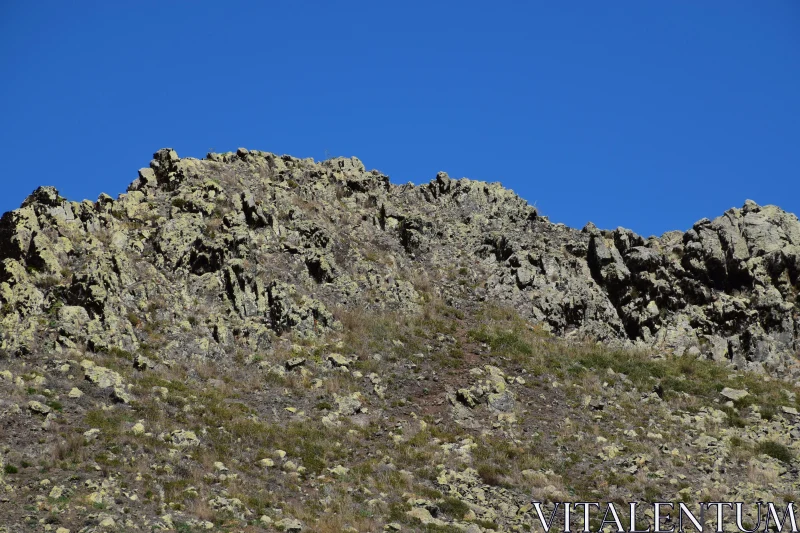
[1,2,798,237]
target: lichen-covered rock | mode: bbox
[334,392,363,417]
[164,429,200,447]
[721,387,749,401]
[275,518,304,532]
[208,495,248,518]
[27,401,51,415]
[58,306,90,340]
[80,360,123,389]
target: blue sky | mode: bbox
[1,2,798,237]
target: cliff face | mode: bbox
[1,148,798,375]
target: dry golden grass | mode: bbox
[185,498,216,522]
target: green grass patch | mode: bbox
[85,409,124,435]
[468,327,533,359]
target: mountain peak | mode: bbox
[1,148,800,529]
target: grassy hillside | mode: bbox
[1,296,798,532]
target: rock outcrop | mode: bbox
[1,148,798,376]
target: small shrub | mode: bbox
[760,405,776,421]
[643,485,662,503]
[756,440,793,463]
[45,300,63,317]
[4,464,18,474]
[477,464,504,487]
[54,434,85,462]
[722,406,747,428]
[438,497,470,519]
[175,522,193,533]
[102,346,133,361]
[126,311,141,327]
[388,501,410,522]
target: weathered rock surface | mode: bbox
[1,149,798,377]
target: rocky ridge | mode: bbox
[1,148,798,376]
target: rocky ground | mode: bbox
[0,148,798,532]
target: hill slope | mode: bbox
[0,149,798,532]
